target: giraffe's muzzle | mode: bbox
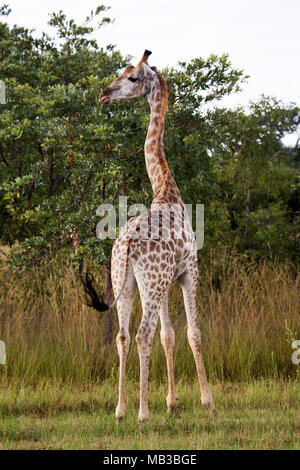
[99,86,120,104]
[99,91,111,104]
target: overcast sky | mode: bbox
[5,0,300,143]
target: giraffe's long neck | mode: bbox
[145,73,169,203]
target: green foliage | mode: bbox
[0,5,129,267]
[0,4,299,268]
[206,99,300,260]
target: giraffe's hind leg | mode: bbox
[179,270,216,413]
[114,267,137,421]
[159,292,178,412]
[135,293,165,422]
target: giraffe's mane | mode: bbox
[154,71,169,202]
[156,71,169,116]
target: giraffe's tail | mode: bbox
[81,239,131,313]
[80,272,109,312]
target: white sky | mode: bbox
[5,0,300,144]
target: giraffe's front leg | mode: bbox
[160,326,178,412]
[159,293,178,412]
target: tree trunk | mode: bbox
[104,264,113,345]
[245,188,251,247]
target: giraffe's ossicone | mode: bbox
[83,50,216,422]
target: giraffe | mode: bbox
[83,50,215,422]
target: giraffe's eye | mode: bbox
[128,77,138,83]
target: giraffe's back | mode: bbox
[111,205,197,298]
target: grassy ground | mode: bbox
[0,254,299,449]
[0,379,299,450]
[0,258,299,385]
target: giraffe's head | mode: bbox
[99,50,157,105]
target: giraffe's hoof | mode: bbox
[204,402,217,415]
[115,405,126,421]
[167,394,179,413]
[207,403,217,415]
[138,410,149,422]
[201,393,216,414]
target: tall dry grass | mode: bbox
[0,256,299,386]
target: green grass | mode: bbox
[0,258,299,385]
[0,379,299,449]
[0,255,299,449]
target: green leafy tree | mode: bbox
[1,3,299,300]
[0,5,127,267]
[208,97,300,261]
[0,5,248,268]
